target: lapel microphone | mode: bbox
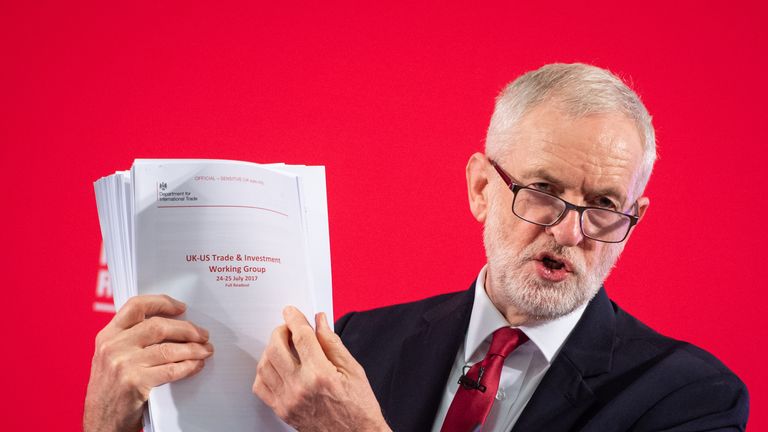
[457,365,487,392]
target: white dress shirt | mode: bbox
[430,265,587,432]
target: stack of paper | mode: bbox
[94,159,333,432]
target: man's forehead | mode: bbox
[496,104,645,201]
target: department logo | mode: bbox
[159,181,168,191]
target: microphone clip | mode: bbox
[458,365,487,392]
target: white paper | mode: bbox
[95,159,333,432]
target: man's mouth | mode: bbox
[543,256,565,270]
[531,252,574,282]
[534,252,573,273]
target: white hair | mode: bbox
[485,63,657,198]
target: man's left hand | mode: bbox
[253,306,391,432]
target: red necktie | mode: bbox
[440,327,528,432]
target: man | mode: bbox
[84,63,749,432]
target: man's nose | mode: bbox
[545,209,584,247]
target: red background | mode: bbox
[2,1,765,430]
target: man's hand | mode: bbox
[83,295,213,432]
[253,306,390,432]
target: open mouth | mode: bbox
[533,252,573,282]
[542,256,565,270]
[535,252,573,273]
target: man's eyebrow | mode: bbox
[518,168,565,187]
[519,168,628,205]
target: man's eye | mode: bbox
[595,197,617,209]
[531,183,552,192]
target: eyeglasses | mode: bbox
[489,159,639,243]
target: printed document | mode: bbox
[95,159,333,432]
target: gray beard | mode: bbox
[483,200,623,322]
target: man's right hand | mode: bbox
[83,295,213,432]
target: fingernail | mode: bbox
[319,312,330,329]
[205,342,214,353]
[198,326,210,339]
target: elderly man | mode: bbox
[84,63,749,432]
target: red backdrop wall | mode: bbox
[2,1,765,430]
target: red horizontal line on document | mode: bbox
[157,204,288,217]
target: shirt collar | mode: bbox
[465,265,587,364]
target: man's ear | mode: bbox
[466,152,490,223]
[636,196,650,221]
[623,196,650,243]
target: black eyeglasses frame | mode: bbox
[489,159,640,244]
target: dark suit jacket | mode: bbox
[335,283,749,431]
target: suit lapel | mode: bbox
[384,285,475,432]
[511,288,616,431]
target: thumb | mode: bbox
[315,312,357,371]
